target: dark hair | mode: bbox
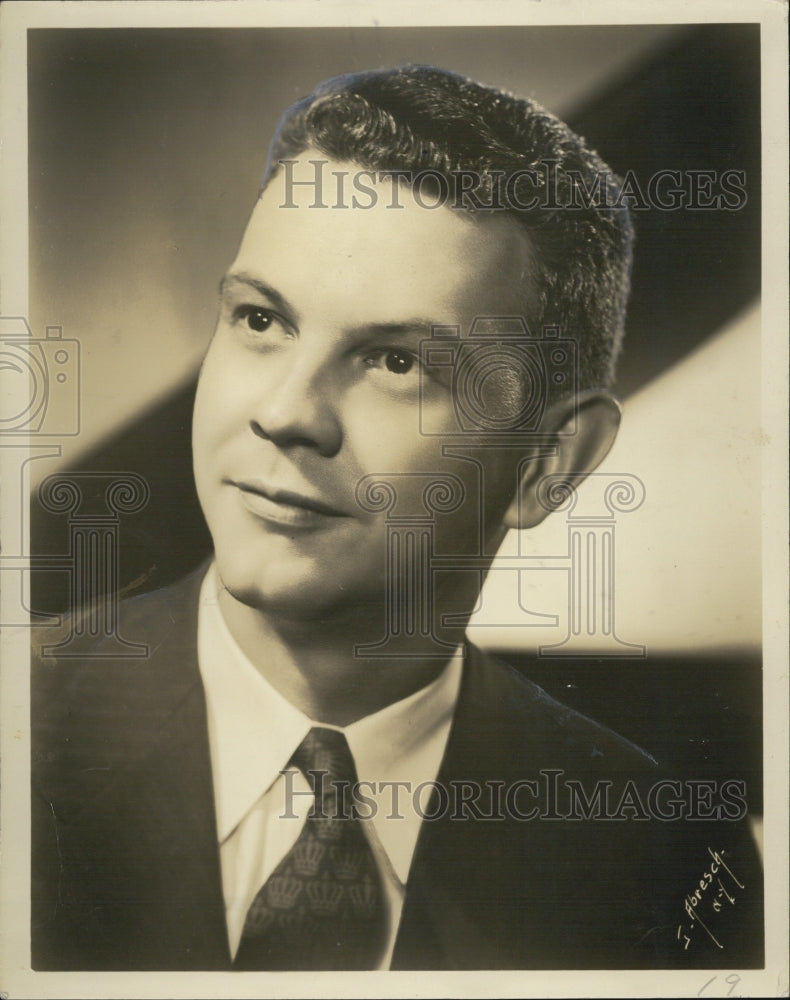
[262,65,633,392]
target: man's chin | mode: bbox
[214,563,386,628]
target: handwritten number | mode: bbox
[697,974,743,997]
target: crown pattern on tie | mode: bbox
[232,727,387,970]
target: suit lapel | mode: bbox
[54,565,233,969]
[392,645,532,969]
[102,676,231,968]
[392,645,672,970]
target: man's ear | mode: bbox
[503,390,622,529]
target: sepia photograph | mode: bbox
[1,2,787,997]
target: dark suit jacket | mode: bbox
[31,566,763,970]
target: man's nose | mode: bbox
[249,348,342,457]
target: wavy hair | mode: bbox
[262,65,633,392]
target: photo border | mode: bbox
[1,2,787,997]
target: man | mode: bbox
[31,65,763,971]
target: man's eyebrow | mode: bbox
[353,320,441,339]
[220,275,442,338]
[219,271,297,322]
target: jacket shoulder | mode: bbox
[31,564,208,805]
[459,643,658,776]
[31,562,207,663]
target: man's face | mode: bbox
[193,156,535,626]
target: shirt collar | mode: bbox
[345,657,462,884]
[197,563,463,884]
[198,566,312,842]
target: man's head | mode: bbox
[263,65,634,393]
[192,66,633,634]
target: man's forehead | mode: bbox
[253,156,501,241]
[233,155,537,326]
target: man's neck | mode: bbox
[217,587,464,726]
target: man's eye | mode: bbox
[382,349,415,375]
[239,307,274,332]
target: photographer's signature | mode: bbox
[677,846,745,951]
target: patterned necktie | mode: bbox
[232,727,387,970]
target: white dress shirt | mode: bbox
[196,564,463,969]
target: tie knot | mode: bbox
[290,727,358,789]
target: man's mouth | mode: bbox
[230,478,350,527]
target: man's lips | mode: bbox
[229,478,351,525]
